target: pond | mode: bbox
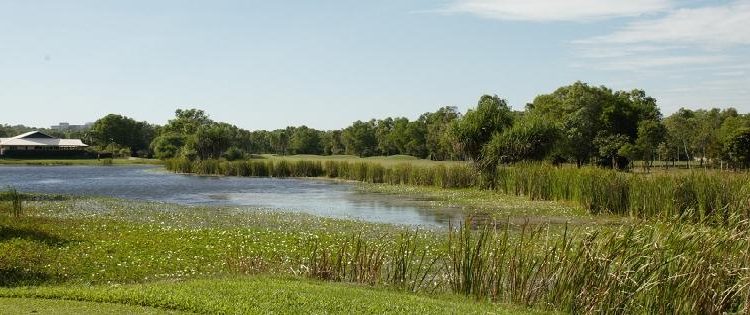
[0,165,463,226]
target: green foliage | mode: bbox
[89,114,155,156]
[724,128,750,169]
[421,106,461,160]
[529,82,661,165]
[150,132,185,159]
[163,109,212,135]
[192,123,238,159]
[221,146,246,161]
[594,133,630,169]
[634,119,667,168]
[451,95,514,162]
[342,121,378,157]
[289,126,323,155]
[480,115,560,169]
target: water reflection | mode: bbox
[0,165,463,226]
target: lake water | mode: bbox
[0,165,462,226]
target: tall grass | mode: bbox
[1,187,23,217]
[300,231,442,292]
[494,164,750,224]
[265,219,750,313]
[166,158,750,223]
[443,220,750,313]
[164,158,477,188]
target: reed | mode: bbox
[444,220,750,313]
[164,158,478,188]
[300,232,440,291]
[165,158,750,223]
[1,187,23,217]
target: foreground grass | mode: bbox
[0,297,183,314]
[0,198,540,314]
[0,276,537,314]
[2,195,749,313]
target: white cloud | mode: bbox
[579,1,750,47]
[571,1,750,73]
[575,54,729,71]
[715,70,746,77]
[444,0,672,22]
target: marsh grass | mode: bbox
[0,187,23,217]
[165,158,477,188]
[300,231,442,292]
[166,158,750,224]
[445,219,750,313]
[99,158,114,166]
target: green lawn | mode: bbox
[0,297,184,314]
[0,276,542,314]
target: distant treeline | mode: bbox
[3,81,749,169]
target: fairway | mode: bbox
[0,277,543,314]
[0,298,184,315]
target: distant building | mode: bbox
[0,131,89,157]
[50,122,92,131]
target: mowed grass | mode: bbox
[0,297,184,315]
[0,276,541,314]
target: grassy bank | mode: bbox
[1,197,748,313]
[0,158,161,166]
[165,158,750,224]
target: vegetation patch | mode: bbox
[0,198,748,313]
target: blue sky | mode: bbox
[1,0,748,130]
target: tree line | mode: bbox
[2,81,749,169]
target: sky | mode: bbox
[0,0,748,130]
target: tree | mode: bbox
[594,133,631,169]
[530,82,609,165]
[480,115,559,168]
[530,82,661,166]
[164,109,212,135]
[289,126,322,155]
[421,106,460,160]
[724,128,750,169]
[321,130,345,155]
[664,109,698,168]
[342,120,377,157]
[634,120,667,171]
[269,129,290,155]
[89,114,154,156]
[451,95,513,161]
[150,132,185,159]
[192,123,238,159]
[403,120,427,158]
